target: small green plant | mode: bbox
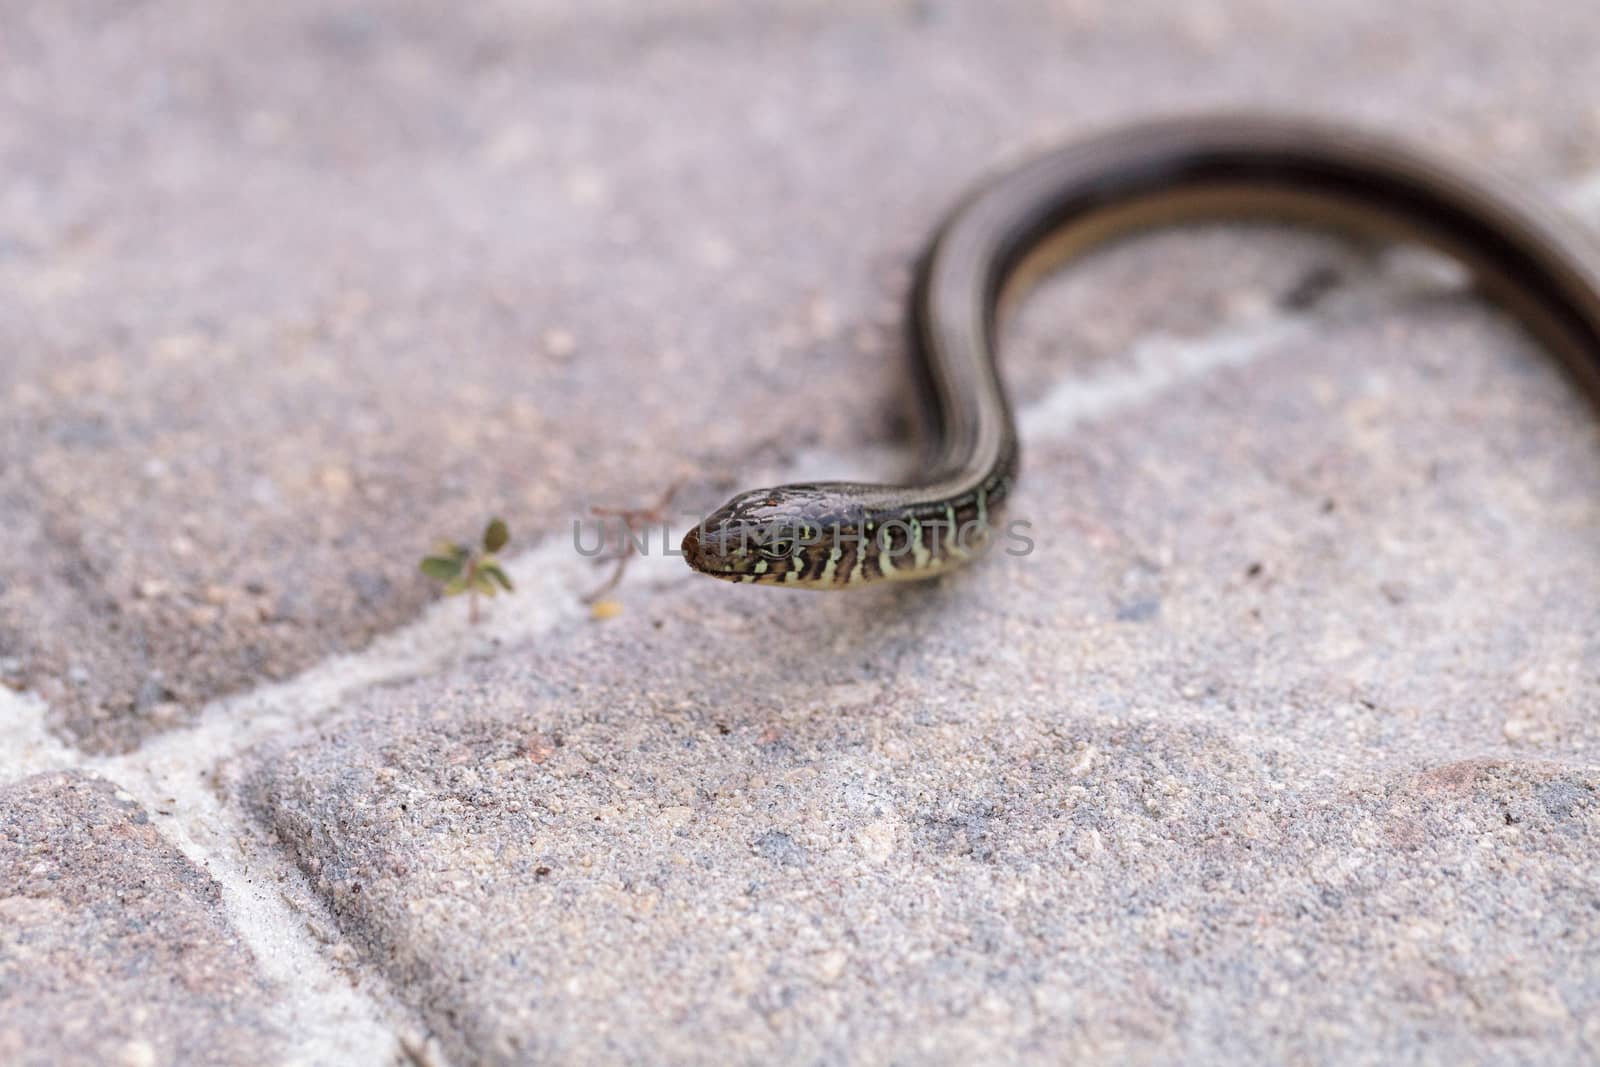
[420,517,515,624]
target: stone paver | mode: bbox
[6,0,1600,751]
[0,772,286,1066]
[3,2,1600,1064]
[240,295,1600,1063]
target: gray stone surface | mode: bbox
[240,291,1600,1062]
[0,772,285,1066]
[3,2,1599,1064]
[7,0,1600,751]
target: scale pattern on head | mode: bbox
[682,478,1006,588]
[680,484,860,586]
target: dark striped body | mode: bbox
[681,114,1600,589]
[680,468,1014,586]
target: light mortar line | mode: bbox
[0,537,597,782]
[0,543,601,1067]
[0,688,77,781]
[1017,313,1313,440]
[115,538,597,775]
[1017,247,1472,442]
[93,758,411,1066]
[90,543,601,1066]
[0,678,426,1065]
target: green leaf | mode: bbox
[483,517,509,554]
[442,575,471,596]
[420,555,465,581]
[473,572,499,597]
[481,562,515,593]
[431,539,468,561]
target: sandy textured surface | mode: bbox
[5,0,1600,751]
[1,1,1598,1064]
[0,773,286,1065]
[238,292,1600,1064]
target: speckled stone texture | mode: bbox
[4,1,1600,1064]
[0,773,285,1066]
[6,0,1600,751]
[241,293,1600,1062]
